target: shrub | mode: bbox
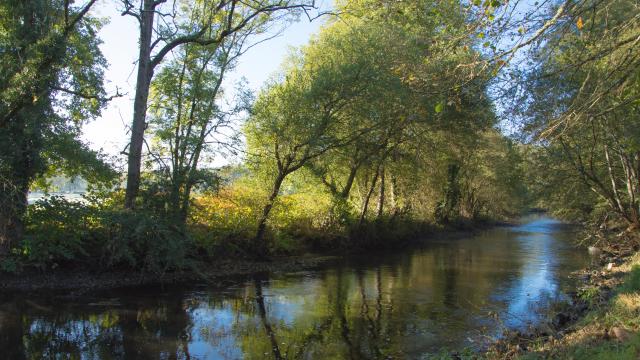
[98,210,192,274]
[7,195,192,274]
[21,196,95,270]
[189,184,263,256]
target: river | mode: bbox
[0,215,588,359]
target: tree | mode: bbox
[0,0,100,128]
[245,48,374,254]
[519,0,640,229]
[120,0,320,209]
[146,31,252,223]
[0,0,113,256]
[243,0,508,252]
[303,0,498,225]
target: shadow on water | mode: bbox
[0,215,588,359]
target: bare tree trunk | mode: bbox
[340,164,359,199]
[389,175,397,210]
[124,0,155,209]
[376,167,385,219]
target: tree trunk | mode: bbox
[0,210,16,257]
[169,181,183,222]
[254,172,286,256]
[389,174,401,218]
[376,167,385,219]
[0,123,34,257]
[124,0,156,209]
[620,152,640,228]
[604,144,632,223]
[0,181,28,257]
[359,164,381,226]
[340,164,359,199]
[178,184,192,225]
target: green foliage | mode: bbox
[567,334,640,360]
[0,0,112,254]
[189,181,264,257]
[348,216,429,251]
[4,195,191,274]
[146,37,244,223]
[0,256,19,274]
[98,209,191,274]
[240,0,523,250]
[0,0,567,272]
[578,286,601,306]
[21,196,91,270]
[517,0,640,226]
[435,164,462,224]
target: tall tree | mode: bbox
[0,0,113,255]
[245,55,371,254]
[120,0,319,209]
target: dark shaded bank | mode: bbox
[0,220,504,293]
[0,255,334,294]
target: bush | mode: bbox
[189,184,262,256]
[348,216,428,251]
[189,184,335,256]
[21,196,95,270]
[7,195,191,274]
[97,210,192,274]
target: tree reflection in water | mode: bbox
[0,217,588,359]
[254,278,283,360]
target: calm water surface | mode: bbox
[0,216,588,359]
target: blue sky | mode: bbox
[82,1,330,163]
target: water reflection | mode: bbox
[0,216,587,359]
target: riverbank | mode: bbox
[0,255,337,293]
[485,229,640,359]
[0,221,499,293]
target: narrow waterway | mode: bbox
[0,215,588,359]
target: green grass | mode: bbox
[566,333,640,360]
[619,265,640,294]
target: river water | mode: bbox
[0,216,588,359]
